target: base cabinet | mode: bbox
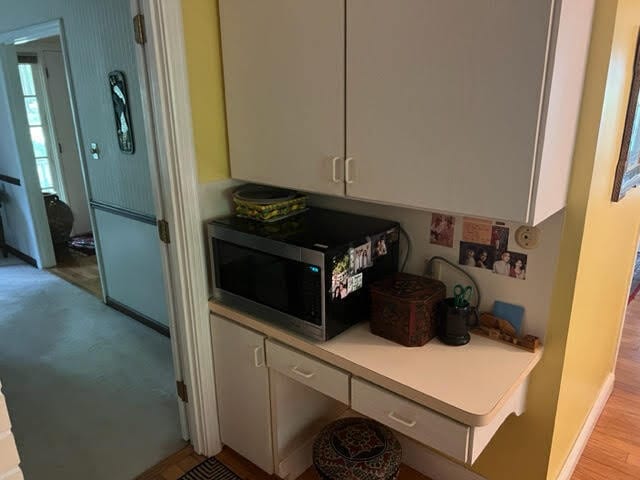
[211,315,273,473]
[210,313,533,477]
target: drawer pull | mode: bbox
[388,411,417,428]
[291,365,316,379]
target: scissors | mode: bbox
[453,284,473,308]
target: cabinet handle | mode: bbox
[253,346,265,368]
[387,411,416,428]
[331,156,341,183]
[291,365,315,379]
[345,157,354,184]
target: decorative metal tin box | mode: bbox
[370,273,446,347]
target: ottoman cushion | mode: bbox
[312,417,402,480]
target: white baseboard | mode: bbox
[556,372,615,480]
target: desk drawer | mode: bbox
[266,340,350,404]
[351,378,469,462]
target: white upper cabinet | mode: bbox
[219,0,594,224]
[346,0,593,223]
[219,0,345,197]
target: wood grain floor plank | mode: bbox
[48,249,102,298]
[138,445,433,480]
[572,295,640,479]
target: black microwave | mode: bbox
[208,208,399,341]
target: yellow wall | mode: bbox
[181,0,229,182]
[548,0,640,476]
[475,1,640,478]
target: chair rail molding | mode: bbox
[137,0,221,455]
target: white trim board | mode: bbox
[555,373,615,480]
[138,0,222,455]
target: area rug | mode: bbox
[179,457,242,480]
[0,255,185,480]
[68,232,96,255]
[630,252,640,303]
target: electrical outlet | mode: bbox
[515,225,540,249]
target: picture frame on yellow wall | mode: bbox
[613,30,640,202]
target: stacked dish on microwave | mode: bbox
[232,184,307,223]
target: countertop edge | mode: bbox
[209,300,543,427]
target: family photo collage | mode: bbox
[430,214,528,281]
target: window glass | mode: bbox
[18,64,35,96]
[18,60,61,196]
[30,126,48,157]
[24,96,41,126]
[35,158,54,191]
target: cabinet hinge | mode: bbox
[157,219,170,244]
[133,13,146,45]
[176,380,188,403]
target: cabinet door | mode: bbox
[346,0,552,221]
[211,315,273,473]
[219,0,345,196]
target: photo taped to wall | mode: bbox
[508,252,527,280]
[492,251,527,280]
[491,225,509,257]
[459,241,496,270]
[430,213,455,247]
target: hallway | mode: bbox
[0,255,184,479]
[573,297,640,478]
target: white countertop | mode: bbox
[209,300,542,426]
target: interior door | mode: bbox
[345,0,552,221]
[0,44,55,268]
[219,0,345,196]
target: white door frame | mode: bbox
[134,0,221,455]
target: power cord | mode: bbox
[424,256,481,309]
[398,225,411,273]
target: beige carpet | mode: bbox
[0,255,185,479]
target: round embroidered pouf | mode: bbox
[312,417,402,480]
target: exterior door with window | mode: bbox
[17,58,65,198]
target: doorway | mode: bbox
[15,35,101,298]
[0,13,188,480]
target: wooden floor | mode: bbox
[48,249,102,298]
[572,297,640,479]
[136,445,430,480]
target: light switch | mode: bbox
[89,143,100,160]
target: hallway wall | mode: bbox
[0,0,154,214]
[0,0,169,324]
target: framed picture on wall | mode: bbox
[108,71,135,154]
[613,30,640,202]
